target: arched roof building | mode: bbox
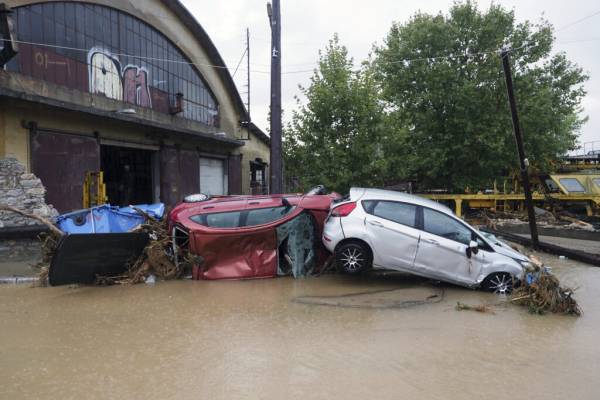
[0,0,270,211]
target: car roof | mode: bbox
[351,187,455,216]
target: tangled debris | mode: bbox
[95,211,196,285]
[35,232,61,286]
[511,255,582,316]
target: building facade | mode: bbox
[0,0,270,213]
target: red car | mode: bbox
[168,188,340,280]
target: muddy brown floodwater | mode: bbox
[1,252,599,400]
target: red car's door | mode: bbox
[192,227,279,280]
[190,206,305,280]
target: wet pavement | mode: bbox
[1,252,599,400]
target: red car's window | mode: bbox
[191,211,241,228]
[246,206,295,226]
[190,206,295,228]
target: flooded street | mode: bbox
[1,253,599,400]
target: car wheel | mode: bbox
[482,272,514,295]
[335,242,372,274]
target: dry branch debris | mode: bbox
[455,302,495,314]
[511,256,582,316]
[95,215,195,285]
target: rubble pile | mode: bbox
[0,158,58,228]
[511,256,582,316]
[0,158,59,260]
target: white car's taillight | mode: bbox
[330,202,357,217]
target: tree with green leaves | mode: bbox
[374,1,588,190]
[284,35,405,193]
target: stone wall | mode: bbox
[0,157,58,264]
[0,157,58,228]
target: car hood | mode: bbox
[480,232,529,262]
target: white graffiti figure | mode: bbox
[88,48,123,101]
[88,47,152,108]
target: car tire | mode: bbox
[482,272,514,295]
[335,241,372,274]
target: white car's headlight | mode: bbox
[519,260,532,269]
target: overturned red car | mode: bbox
[168,187,340,280]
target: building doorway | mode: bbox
[200,157,227,195]
[101,145,155,206]
[250,159,268,195]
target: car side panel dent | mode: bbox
[191,230,278,280]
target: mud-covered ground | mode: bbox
[1,252,598,400]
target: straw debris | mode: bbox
[511,255,582,316]
[455,302,495,314]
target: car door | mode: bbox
[363,200,420,271]
[190,205,301,280]
[413,207,483,285]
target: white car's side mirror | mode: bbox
[466,240,479,258]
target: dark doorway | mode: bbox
[101,145,154,206]
[250,160,268,195]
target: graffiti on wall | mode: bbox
[88,47,152,108]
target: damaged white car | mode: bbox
[323,188,529,294]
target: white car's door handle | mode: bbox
[368,220,384,227]
[423,238,439,245]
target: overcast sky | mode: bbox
[181,0,600,153]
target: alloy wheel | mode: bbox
[488,273,513,295]
[340,247,365,272]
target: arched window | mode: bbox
[6,2,219,127]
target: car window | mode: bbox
[246,206,295,226]
[366,200,417,227]
[593,178,600,188]
[191,211,241,228]
[423,208,472,245]
[190,206,295,229]
[559,178,586,193]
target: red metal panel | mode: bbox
[192,229,278,280]
[178,149,199,198]
[19,44,86,90]
[228,154,242,195]
[159,147,180,208]
[31,130,100,213]
[149,87,170,114]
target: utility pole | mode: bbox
[501,47,539,249]
[267,0,283,194]
[246,27,251,120]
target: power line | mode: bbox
[0,37,318,75]
[0,38,270,73]
[2,36,595,77]
[232,47,248,77]
[556,9,600,32]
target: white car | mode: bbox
[322,188,530,294]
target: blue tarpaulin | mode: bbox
[56,204,165,234]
